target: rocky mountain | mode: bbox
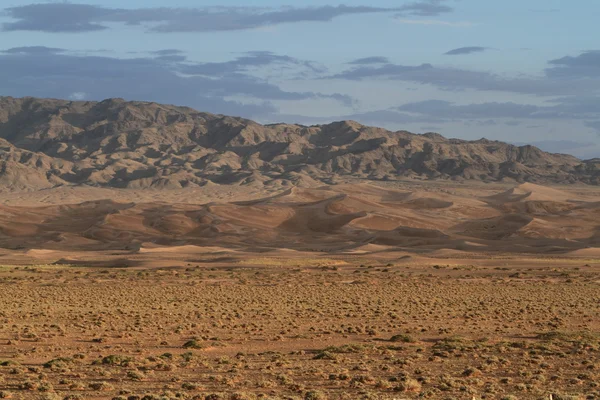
[0,96,598,190]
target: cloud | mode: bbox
[347,56,390,65]
[69,92,87,100]
[331,63,435,80]
[585,120,600,134]
[505,120,522,126]
[0,47,352,117]
[2,46,66,54]
[2,2,453,34]
[329,63,546,93]
[395,98,600,122]
[395,0,453,17]
[329,51,600,96]
[2,3,110,32]
[151,49,185,56]
[397,100,541,119]
[149,49,188,62]
[444,46,488,55]
[154,55,187,62]
[396,19,474,27]
[543,96,600,114]
[547,50,600,78]
[181,51,324,77]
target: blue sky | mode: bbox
[1,0,599,158]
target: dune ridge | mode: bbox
[0,181,598,266]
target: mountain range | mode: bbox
[0,96,598,190]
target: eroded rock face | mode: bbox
[0,96,597,190]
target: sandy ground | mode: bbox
[1,261,600,400]
[0,180,599,399]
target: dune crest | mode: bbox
[0,181,597,266]
[488,182,576,203]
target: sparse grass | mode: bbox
[323,344,369,353]
[238,258,348,267]
[389,334,416,343]
[43,357,74,369]
[1,262,599,398]
[88,381,114,391]
[97,355,132,366]
[182,339,203,349]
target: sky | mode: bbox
[1,0,599,158]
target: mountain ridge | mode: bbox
[0,95,598,190]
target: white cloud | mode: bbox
[69,92,87,100]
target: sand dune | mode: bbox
[487,182,576,203]
[0,181,598,266]
[567,247,600,257]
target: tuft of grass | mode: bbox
[43,357,73,369]
[551,395,582,400]
[312,351,337,360]
[390,334,416,343]
[323,344,368,353]
[394,377,422,393]
[537,331,599,342]
[126,370,146,381]
[182,339,203,349]
[98,355,132,366]
[304,390,328,400]
[88,381,114,391]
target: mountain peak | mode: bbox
[0,96,596,191]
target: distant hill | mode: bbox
[0,96,598,190]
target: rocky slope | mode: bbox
[0,96,598,190]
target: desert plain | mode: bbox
[0,179,599,400]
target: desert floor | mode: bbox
[0,180,599,400]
